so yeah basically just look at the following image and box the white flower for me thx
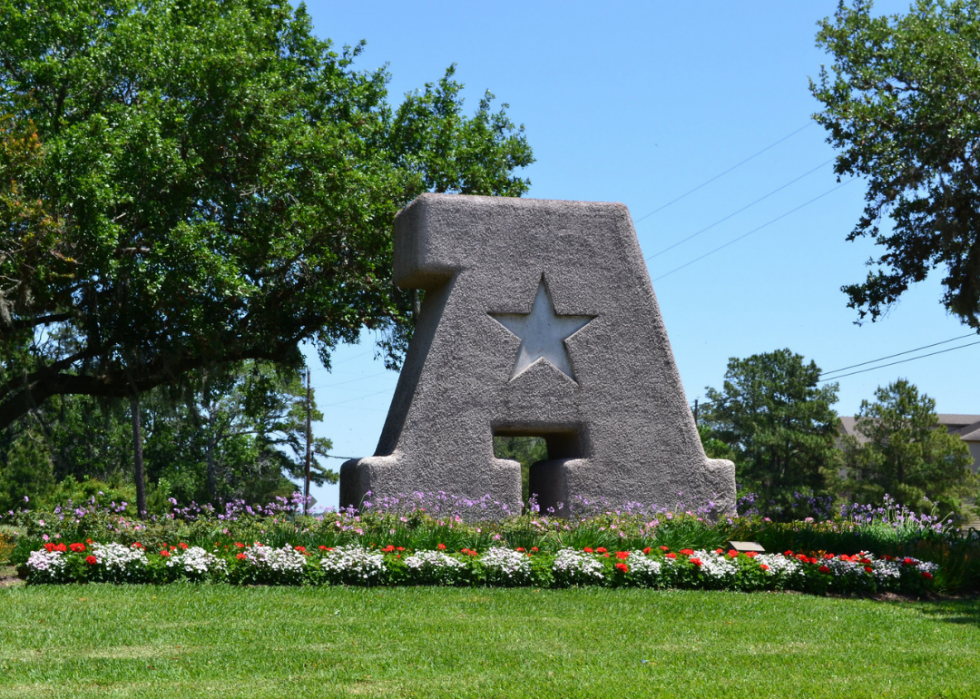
[25,549,67,582]
[690,550,738,579]
[623,551,662,582]
[167,546,226,577]
[90,542,148,581]
[552,549,604,584]
[243,543,308,573]
[320,546,386,583]
[479,547,532,583]
[755,554,803,578]
[405,550,465,571]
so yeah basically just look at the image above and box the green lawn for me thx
[0,584,977,698]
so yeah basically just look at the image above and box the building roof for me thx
[839,414,980,443]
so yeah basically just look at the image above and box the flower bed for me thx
[22,540,939,595]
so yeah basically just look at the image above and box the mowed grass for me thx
[0,584,978,699]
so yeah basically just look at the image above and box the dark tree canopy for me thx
[842,379,976,516]
[0,0,533,431]
[812,0,980,329]
[702,349,843,515]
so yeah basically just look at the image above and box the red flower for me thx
[615,562,629,573]
[859,558,871,566]
[460,548,471,555]
[665,552,677,560]
[516,547,525,553]
[745,551,758,558]
[55,543,67,553]
[690,558,702,567]
[531,547,539,553]
[294,546,306,553]
[236,553,247,560]
[759,563,769,571]
[643,547,652,555]
[795,553,809,562]
[679,549,694,556]
[596,547,608,554]
[864,566,873,573]
[824,553,835,560]
[615,551,629,560]
[603,553,610,558]
[784,550,794,557]
[69,543,86,552]
[234,542,245,548]
[922,571,933,580]
[160,550,170,557]
[318,545,329,551]
[131,542,143,549]
[382,545,395,553]
[660,546,670,552]
[85,555,97,565]
[44,543,56,552]
[179,542,188,550]
[715,548,724,554]
[903,557,915,566]
[819,565,830,574]
[396,547,404,552]
[583,547,594,554]
[86,538,92,544]
[727,550,738,559]
[437,543,446,550]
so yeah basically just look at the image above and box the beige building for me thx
[839,414,980,473]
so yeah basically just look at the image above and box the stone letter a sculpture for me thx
[340,194,735,517]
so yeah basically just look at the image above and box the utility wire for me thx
[320,388,393,408]
[651,178,854,283]
[818,339,980,382]
[313,370,390,390]
[820,333,977,378]
[633,122,813,225]
[646,159,833,261]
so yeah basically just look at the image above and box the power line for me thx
[633,122,813,225]
[645,159,833,261]
[820,333,977,378]
[651,178,855,283]
[818,339,980,382]
[313,370,390,390]
[320,388,393,408]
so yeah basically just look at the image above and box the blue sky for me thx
[295,1,978,509]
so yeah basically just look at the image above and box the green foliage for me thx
[0,0,533,430]
[493,436,548,506]
[0,427,55,513]
[842,379,977,516]
[0,360,335,511]
[701,349,843,517]
[812,0,980,329]
[696,421,736,461]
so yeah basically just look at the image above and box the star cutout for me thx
[489,277,595,382]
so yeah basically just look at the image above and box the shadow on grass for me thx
[906,597,980,629]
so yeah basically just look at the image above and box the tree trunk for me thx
[130,395,147,519]
[206,437,217,503]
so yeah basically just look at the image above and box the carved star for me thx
[489,277,595,382]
